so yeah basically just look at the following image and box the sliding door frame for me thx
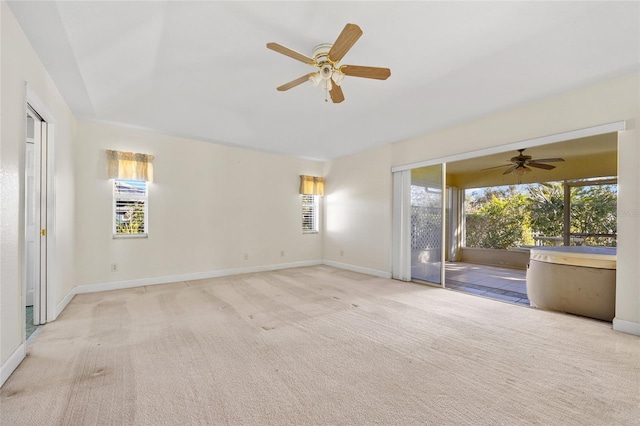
[390,122,626,287]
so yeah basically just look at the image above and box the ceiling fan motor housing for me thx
[313,44,335,80]
[312,43,332,63]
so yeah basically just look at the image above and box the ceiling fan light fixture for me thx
[332,70,345,86]
[514,165,530,175]
[309,72,322,87]
[320,64,333,80]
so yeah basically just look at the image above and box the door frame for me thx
[25,105,44,324]
[22,84,57,338]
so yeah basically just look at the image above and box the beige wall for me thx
[323,144,393,276]
[1,2,76,367]
[392,74,638,168]
[74,121,324,287]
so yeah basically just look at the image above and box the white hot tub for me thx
[526,246,616,321]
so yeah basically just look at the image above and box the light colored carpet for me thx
[1,265,639,425]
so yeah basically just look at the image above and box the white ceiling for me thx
[8,1,640,160]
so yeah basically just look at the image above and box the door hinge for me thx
[41,229,47,237]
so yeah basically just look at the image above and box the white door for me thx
[25,106,47,325]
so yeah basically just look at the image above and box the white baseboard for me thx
[1,343,25,388]
[322,260,392,279]
[54,287,78,320]
[74,260,324,295]
[612,318,640,336]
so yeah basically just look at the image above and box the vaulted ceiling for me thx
[8,1,640,160]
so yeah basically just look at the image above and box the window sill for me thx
[303,231,319,235]
[113,233,148,239]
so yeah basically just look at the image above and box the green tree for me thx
[465,181,617,249]
[466,192,534,249]
[570,184,617,246]
[526,182,564,238]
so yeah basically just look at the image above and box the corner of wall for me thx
[612,318,640,336]
[53,286,77,321]
[0,343,26,388]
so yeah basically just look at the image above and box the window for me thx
[114,179,148,237]
[302,194,319,233]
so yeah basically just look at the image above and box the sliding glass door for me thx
[392,164,446,284]
[410,165,444,284]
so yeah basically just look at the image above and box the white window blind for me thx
[302,194,319,233]
[114,179,148,237]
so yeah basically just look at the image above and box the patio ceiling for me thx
[445,133,618,188]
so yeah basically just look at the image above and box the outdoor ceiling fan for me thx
[267,23,391,103]
[483,149,565,175]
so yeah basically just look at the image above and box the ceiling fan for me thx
[267,23,391,103]
[483,149,565,175]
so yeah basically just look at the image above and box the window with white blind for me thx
[114,179,148,238]
[302,194,319,233]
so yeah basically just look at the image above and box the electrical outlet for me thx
[244,253,249,260]
[280,250,285,257]
[340,250,344,257]
[111,263,118,272]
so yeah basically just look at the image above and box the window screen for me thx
[114,179,148,237]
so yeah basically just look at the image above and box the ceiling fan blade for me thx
[529,158,565,163]
[330,84,345,103]
[341,65,391,80]
[267,42,314,65]
[481,164,511,171]
[277,74,313,91]
[328,23,363,63]
[528,162,556,170]
[503,165,518,175]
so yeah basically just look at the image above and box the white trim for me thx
[26,84,57,123]
[69,260,389,300]
[322,260,392,279]
[74,260,323,294]
[0,344,26,388]
[26,324,45,343]
[45,121,56,322]
[391,121,627,172]
[53,287,77,320]
[613,318,640,336]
